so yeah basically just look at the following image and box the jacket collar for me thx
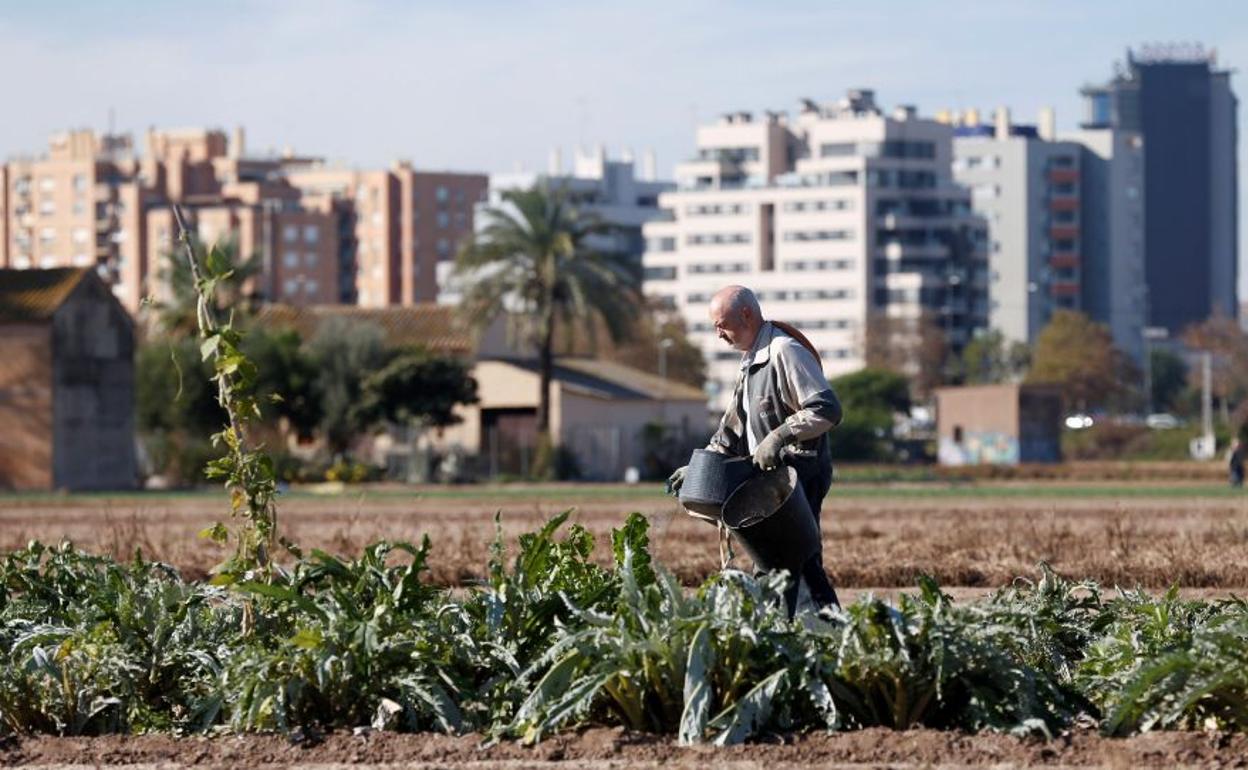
[740,321,775,371]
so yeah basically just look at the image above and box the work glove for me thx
[665,465,688,497]
[752,424,794,471]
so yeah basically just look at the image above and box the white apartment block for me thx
[642,90,988,408]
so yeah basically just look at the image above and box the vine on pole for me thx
[171,204,292,586]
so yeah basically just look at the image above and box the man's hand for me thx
[665,465,688,497]
[752,425,794,471]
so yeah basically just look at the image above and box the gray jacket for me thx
[707,321,843,460]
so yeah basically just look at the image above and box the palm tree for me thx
[150,237,262,337]
[454,184,641,444]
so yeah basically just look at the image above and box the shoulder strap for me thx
[769,320,822,370]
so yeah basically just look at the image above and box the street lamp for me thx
[658,338,674,386]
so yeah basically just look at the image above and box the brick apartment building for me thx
[1,127,486,313]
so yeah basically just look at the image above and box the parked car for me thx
[1146,412,1181,430]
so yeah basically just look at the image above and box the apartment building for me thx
[1082,44,1238,333]
[3,127,486,313]
[951,107,1146,359]
[283,162,485,307]
[642,90,988,408]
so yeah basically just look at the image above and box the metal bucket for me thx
[678,449,756,522]
[721,466,820,574]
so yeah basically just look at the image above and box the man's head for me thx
[709,285,764,351]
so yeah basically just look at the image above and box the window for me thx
[39,200,55,216]
[820,142,857,158]
[38,177,55,192]
[436,238,450,257]
[687,262,748,274]
[1053,182,1076,195]
[305,252,319,268]
[73,174,88,192]
[303,225,320,244]
[781,229,852,242]
[643,266,676,281]
[687,232,750,246]
[72,201,85,216]
[782,199,852,213]
[685,202,750,216]
[454,211,467,227]
[283,252,299,268]
[697,146,760,162]
[284,224,299,242]
[435,186,449,203]
[284,279,299,296]
[305,280,319,296]
[646,237,676,252]
[39,227,56,245]
[72,253,92,267]
[436,211,450,229]
[71,228,89,245]
[783,258,854,271]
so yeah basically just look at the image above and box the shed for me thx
[432,357,710,480]
[935,383,1062,465]
[0,268,138,490]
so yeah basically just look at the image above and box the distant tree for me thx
[307,318,392,455]
[1148,348,1188,414]
[453,184,641,451]
[961,329,1030,384]
[863,312,949,397]
[1182,313,1248,422]
[239,325,322,439]
[352,352,479,431]
[827,368,912,460]
[1026,310,1128,411]
[606,301,707,389]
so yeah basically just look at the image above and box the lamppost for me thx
[658,337,674,425]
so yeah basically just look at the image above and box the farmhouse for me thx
[0,268,138,490]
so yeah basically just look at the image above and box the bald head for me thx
[709,285,764,351]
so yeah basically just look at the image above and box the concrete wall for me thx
[51,276,137,490]
[558,389,707,480]
[936,384,1020,465]
[0,324,54,489]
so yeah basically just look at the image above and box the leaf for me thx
[678,623,715,745]
[198,523,229,545]
[710,669,787,746]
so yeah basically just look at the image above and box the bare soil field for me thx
[3,483,1248,590]
[3,726,1247,768]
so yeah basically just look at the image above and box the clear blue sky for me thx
[2,0,1246,292]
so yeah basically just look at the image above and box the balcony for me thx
[1049,252,1080,270]
[1049,197,1079,212]
[1049,225,1079,241]
[1049,281,1080,298]
[880,241,949,260]
[1048,168,1079,185]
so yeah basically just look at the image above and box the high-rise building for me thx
[642,90,988,407]
[1082,44,1238,333]
[951,107,1147,359]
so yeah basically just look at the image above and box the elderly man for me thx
[669,285,842,610]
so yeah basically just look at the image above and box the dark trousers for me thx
[787,455,840,611]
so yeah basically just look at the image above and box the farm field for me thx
[4,478,1248,769]
[4,480,1248,591]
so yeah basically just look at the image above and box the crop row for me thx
[2,510,1246,742]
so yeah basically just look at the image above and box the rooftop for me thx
[0,268,91,323]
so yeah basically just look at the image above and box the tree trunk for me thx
[536,320,555,439]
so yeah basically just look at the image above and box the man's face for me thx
[710,300,755,351]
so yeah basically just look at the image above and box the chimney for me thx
[548,147,563,175]
[994,106,1011,139]
[1038,107,1056,141]
[232,126,246,159]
